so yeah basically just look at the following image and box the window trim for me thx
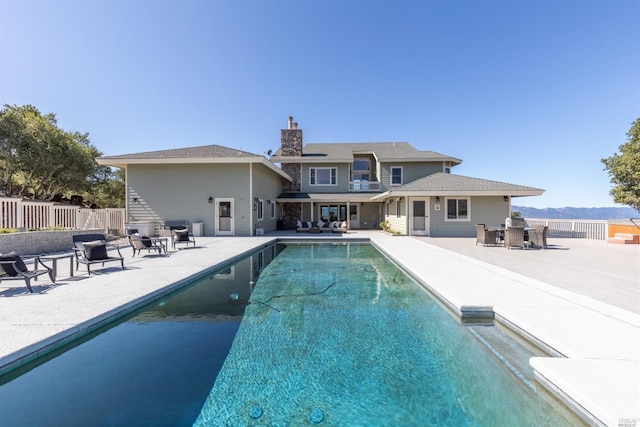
[390,166,403,186]
[444,197,470,222]
[310,167,337,186]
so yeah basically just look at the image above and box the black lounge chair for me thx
[0,252,55,293]
[72,233,125,275]
[171,228,196,249]
[128,234,165,257]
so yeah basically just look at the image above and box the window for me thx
[270,201,276,219]
[445,197,470,221]
[310,167,337,185]
[353,159,369,171]
[391,167,403,185]
[257,199,264,221]
[396,199,402,218]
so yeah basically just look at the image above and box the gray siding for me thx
[127,163,253,236]
[379,162,444,190]
[251,164,283,233]
[429,196,510,237]
[300,163,350,193]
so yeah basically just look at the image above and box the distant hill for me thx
[513,206,640,220]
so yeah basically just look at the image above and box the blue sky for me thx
[1,0,638,208]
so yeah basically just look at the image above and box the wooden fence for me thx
[0,197,125,234]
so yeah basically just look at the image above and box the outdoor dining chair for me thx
[475,224,498,246]
[529,225,549,249]
[504,226,527,250]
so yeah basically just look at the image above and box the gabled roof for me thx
[271,142,462,165]
[371,173,544,199]
[97,144,292,181]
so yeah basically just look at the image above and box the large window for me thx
[445,198,469,221]
[310,167,337,185]
[391,167,403,185]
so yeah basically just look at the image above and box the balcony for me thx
[349,180,381,192]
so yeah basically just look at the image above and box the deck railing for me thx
[524,218,608,240]
[0,197,125,234]
[349,181,382,191]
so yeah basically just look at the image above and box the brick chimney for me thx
[280,116,302,156]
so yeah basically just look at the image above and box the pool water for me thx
[0,247,279,427]
[194,243,577,426]
[0,243,579,426]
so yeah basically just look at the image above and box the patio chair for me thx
[171,228,196,249]
[504,226,526,250]
[0,252,55,293]
[475,224,498,246]
[72,234,125,275]
[529,225,549,249]
[128,234,165,257]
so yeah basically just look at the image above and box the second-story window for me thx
[353,159,369,171]
[310,167,337,185]
[391,167,403,185]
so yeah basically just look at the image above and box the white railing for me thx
[525,218,608,240]
[349,181,381,191]
[0,197,125,234]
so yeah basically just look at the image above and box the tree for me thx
[85,167,125,208]
[0,104,124,205]
[602,118,640,210]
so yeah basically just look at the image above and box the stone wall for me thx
[0,229,107,255]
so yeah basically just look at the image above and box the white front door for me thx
[411,199,430,236]
[215,198,234,236]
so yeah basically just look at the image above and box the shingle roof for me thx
[272,142,461,164]
[96,144,293,181]
[394,173,544,193]
[98,144,261,160]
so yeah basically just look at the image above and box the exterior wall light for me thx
[208,197,213,203]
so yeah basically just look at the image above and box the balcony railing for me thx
[349,181,381,192]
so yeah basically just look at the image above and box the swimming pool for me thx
[0,242,579,426]
[195,243,576,426]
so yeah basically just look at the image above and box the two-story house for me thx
[97,116,543,237]
[271,117,544,236]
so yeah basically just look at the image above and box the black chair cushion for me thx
[83,241,109,261]
[141,236,152,248]
[0,251,28,276]
[174,229,190,242]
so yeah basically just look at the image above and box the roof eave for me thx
[96,156,292,181]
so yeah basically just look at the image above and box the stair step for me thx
[613,233,639,241]
[607,236,639,244]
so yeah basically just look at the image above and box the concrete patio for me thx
[0,231,638,426]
